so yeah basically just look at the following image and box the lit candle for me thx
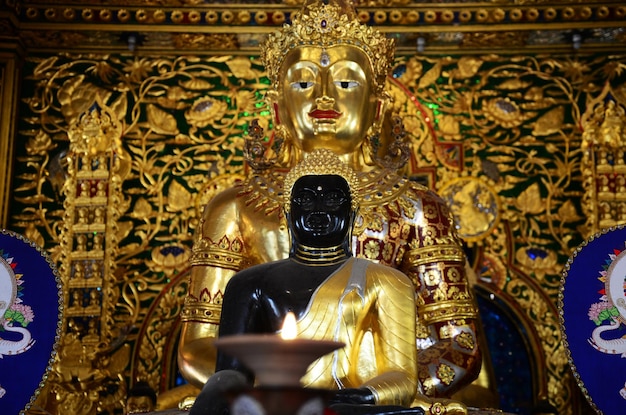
[281,311,297,340]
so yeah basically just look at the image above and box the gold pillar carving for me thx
[0,52,21,228]
[581,84,626,237]
[44,97,130,414]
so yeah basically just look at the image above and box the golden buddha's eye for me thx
[335,80,359,89]
[291,81,314,90]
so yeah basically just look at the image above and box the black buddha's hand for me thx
[329,388,376,405]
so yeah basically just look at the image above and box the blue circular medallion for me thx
[0,230,63,415]
[561,225,626,415]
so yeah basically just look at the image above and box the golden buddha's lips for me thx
[308,109,342,119]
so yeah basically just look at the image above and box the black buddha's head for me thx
[283,149,360,256]
[289,174,353,249]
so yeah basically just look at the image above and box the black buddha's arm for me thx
[215,272,263,383]
[329,388,376,405]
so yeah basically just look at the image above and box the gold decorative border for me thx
[1,2,624,53]
[12,4,626,31]
[0,57,19,228]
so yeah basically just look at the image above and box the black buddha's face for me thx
[125,396,154,414]
[289,175,352,248]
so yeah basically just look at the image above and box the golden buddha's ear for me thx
[374,90,392,129]
[263,89,301,168]
[362,91,410,171]
[358,91,391,168]
[264,90,281,125]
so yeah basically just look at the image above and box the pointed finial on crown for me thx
[261,0,395,92]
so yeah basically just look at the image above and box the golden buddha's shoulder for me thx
[235,170,286,213]
[196,171,286,246]
[201,171,285,217]
[358,169,449,218]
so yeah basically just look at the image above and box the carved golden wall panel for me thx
[8,52,626,414]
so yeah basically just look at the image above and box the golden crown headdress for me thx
[283,149,360,213]
[261,0,395,92]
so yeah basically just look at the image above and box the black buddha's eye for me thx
[292,190,316,210]
[323,190,347,209]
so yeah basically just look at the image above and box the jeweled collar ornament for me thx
[260,0,395,92]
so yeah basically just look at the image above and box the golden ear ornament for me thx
[366,115,410,171]
[260,0,395,92]
[244,119,286,172]
[283,148,361,213]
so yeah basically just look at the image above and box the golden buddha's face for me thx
[273,45,381,155]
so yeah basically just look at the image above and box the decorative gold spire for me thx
[283,148,360,212]
[261,0,395,92]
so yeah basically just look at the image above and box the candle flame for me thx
[281,312,297,340]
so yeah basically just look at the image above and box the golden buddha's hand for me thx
[411,395,467,415]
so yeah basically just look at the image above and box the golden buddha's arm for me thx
[403,191,482,398]
[178,265,238,388]
[178,188,246,389]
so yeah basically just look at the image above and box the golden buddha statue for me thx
[178,1,481,413]
[202,150,419,414]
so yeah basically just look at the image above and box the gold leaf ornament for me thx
[514,182,544,214]
[225,56,257,79]
[533,107,564,136]
[147,104,179,135]
[438,114,460,136]
[557,199,582,223]
[417,62,442,89]
[450,56,483,79]
[132,197,154,219]
[58,77,112,126]
[167,180,193,212]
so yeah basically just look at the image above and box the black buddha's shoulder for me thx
[226,258,290,286]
